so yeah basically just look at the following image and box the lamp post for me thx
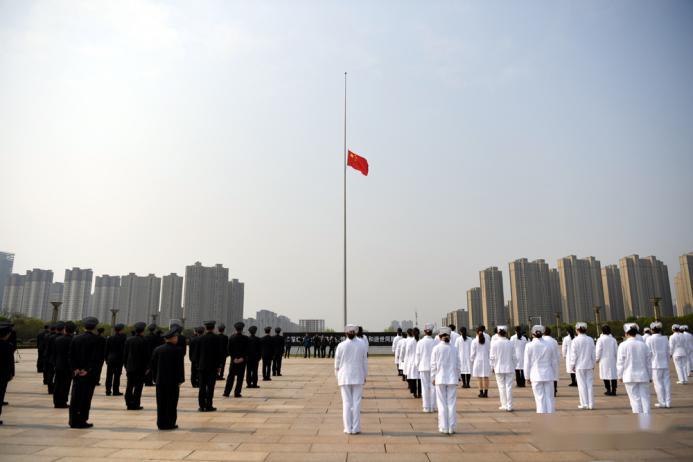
[151,313,158,325]
[50,301,62,323]
[110,309,119,327]
[181,317,186,328]
[650,297,662,321]
[594,305,601,332]
[555,312,561,340]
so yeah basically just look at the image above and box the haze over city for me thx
[1,1,692,330]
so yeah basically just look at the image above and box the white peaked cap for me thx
[344,324,357,333]
[650,321,662,329]
[682,325,689,330]
[438,327,451,335]
[532,325,545,334]
[672,324,679,331]
[624,323,639,333]
[575,322,588,330]
[424,323,434,331]
[497,325,508,332]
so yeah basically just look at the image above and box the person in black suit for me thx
[217,324,229,380]
[197,321,221,412]
[52,322,75,408]
[246,326,261,388]
[94,327,106,385]
[260,327,274,381]
[0,322,15,425]
[36,324,49,373]
[223,322,248,397]
[68,316,104,428]
[105,323,126,396]
[144,323,162,386]
[150,328,185,430]
[169,321,187,357]
[189,326,204,388]
[272,327,284,376]
[43,324,58,394]
[124,322,149,410]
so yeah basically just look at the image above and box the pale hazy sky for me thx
[1,0,692,330]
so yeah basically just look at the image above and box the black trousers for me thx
[218,357,227,379]
[43,363,55,393]
[246,359,259,386]
[144,368,153,386]
[53,369,72,407]
[304,347,310,358]
[408,378,422,397]
[125,373,145,409]
[156,384,179,429]
[191,362,199,387]
[198,370,217,410]
[604,379,618,394]
[224,362,246,396]
[284,346,291,358]
[0,378,8,418]
[515,369,526,387]
[69,375,96,427]
[105,361,123,394]
[37,353,44,373]
[329,347,335,358]
[272,353,282,375]
[262,356,272,379]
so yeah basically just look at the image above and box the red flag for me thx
[347,150,369,176]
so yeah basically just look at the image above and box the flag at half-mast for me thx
[347,150,369,176]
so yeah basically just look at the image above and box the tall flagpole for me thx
[343,72,347,328]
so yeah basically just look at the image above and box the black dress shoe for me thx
[113,392,123,396]
[54,404,69,409]
[222,393,230,398]
[277,373,282,376]
[207,407,217,412]
[198,407,207,412]
[105,392,112,396]
[127,406,144,410]
[2,401,8,405]
[234,394,242,398]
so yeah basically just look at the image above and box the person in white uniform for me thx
[642,327,652,342]
[449,325,460,347]
[392,328,404,377]
[403,328,421,397]
[335,324,368,434]
[490,325,516,411]
[562,326,578,387]
[669,325,689,384]
[510,326,528,388]
[430,327,460,434]
[624,323,644,342]
[455,327,472,388]
[617,323,652,414]
[683,325,693,377]
[543,326,561,397]
[569,322,596,410]
[415,324,436,412]
[646,321,671,408]
[395,330,407,382]
[524,325,557,413]
[470,326,491,398]
[596,325,618,396]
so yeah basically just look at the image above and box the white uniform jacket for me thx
[595,334,618,380]
[562,335,574,373]
[430,342,460,385]
[646,333,669,369]
[510,334,528,369]
[415,336,435,372]
[617,337,652,383]
[544,336,561,380]
[403,337,420,379]
[454,336,472,374]
[524,337,556,382]
[669,332,688,358]
[569,334,596,371]
[392,335,403,356]
[470,336,491,377]
[450,331,460,347]
[490,337,517,374]
[395,336,406,368]
[335,338,368,385]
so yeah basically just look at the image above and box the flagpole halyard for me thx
[343,71,347,329]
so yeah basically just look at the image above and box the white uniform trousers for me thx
[652,368,671,407]
[673,356,688,383]
[576,369,594,408]
[419,371,435,412]
[624,382,650,414]
[531,381,555,413]
[339,384,363,433]
[495,372,513,410]
[435,384,457,432]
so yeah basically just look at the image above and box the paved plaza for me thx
[0,349,692,462]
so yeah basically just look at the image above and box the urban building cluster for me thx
[389,320,414,331]
[443,252,693,329]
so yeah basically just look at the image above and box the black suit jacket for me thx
[196,332,222,371]
[68,331,104,379]
[124,335,149,375]
[105,333,126,363]
[150,343,184,386]
[53,334,73,371]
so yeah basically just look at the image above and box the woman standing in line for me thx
[562,326,578,387]
[470,325,491,398]
[455,327,473,388]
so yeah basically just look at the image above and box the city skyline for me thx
[1,1,692,330]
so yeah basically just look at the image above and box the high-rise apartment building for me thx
[675,252,693,316]
[119,273,161,325]
[619,255,673,318]
[467,287,482,328]
[92,275,121,322]
[1,273,25,314]
[299,319,325,332]
[557,256,605,323]
[0,252,14,307]
[508,259,556,327]
[601,265,625,321]
[160,273,183,326]
[49,282,64,304]
[62,268,93,320]
[479,267,506,327]
[183,262,229,328]
[227,278,245,325]
[445,309,466,329]
[20,269,54,319]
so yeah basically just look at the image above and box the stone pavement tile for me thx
[236,443,310,452]
[1,444,46,455]
[108,449,193,459]
[0,456,58,462]
[427,454,511,462]
[348,435,419,444]
[91,439,171,449]
[0,427,26,437]
[79,429,150,440]
[4,436,98,447]
[664,448,693,458]
[459,443,538,452]
[346,454,429,462]
[416,435,489,444]
[280,434,347,443]
[585,449,677,460]
[505,451,592,461]
[185,450,268,461]
[162,441,239,451]
[486,434,533,443]
[385,443,462,453]
[266,452,347,462]
[34,447,120,458]
[141,431,217,442]
[311,443,385,453]
[208,433,281,443]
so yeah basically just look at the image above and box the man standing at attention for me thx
[260,327,274,381]
[431,327,460,434]
[68,317,104,428]
[150,328,185,430]
[224,322,249,398]
[569,322,596,410]
[197,320,221,412]
[415,324,436,413]
[124,322,149,410]
[335,324,368,435]
[524,325,558,414]
[105,323,126,396]
[272,327,284,376]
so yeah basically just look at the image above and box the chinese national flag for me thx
[347,150,369,176]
